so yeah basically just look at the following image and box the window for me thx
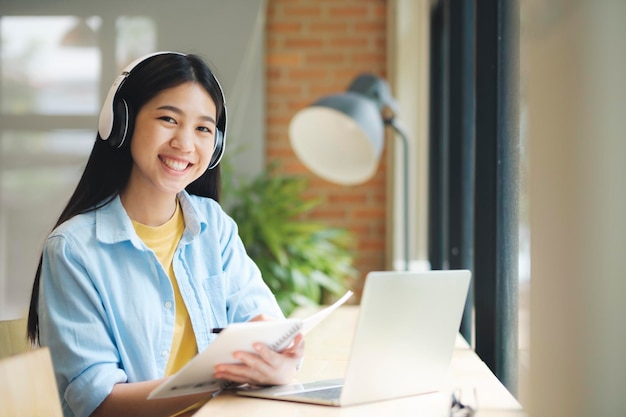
[427,0,524,398]
[0,14,156,320]
[1,16,102,115]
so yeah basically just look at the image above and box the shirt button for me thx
[161,349,168,358]
[164,301,173,309]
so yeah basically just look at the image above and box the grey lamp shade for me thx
[289,91,385,185]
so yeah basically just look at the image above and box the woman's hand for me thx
[213,317,305,386]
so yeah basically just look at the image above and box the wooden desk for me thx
[193,306,526,417]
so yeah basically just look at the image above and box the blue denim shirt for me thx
[38,191,284,417]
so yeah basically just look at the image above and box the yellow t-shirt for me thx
[132,201,198,375]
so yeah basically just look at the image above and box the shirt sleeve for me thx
[39,235,126,417]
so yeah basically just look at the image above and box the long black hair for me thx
[27,53,226,344]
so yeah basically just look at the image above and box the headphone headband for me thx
[97,51,227,169]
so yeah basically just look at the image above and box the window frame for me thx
[428,0,520,394]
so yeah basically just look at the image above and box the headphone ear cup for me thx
[108,99,131,149]
[208,104,227,169]
[208,128,225,169]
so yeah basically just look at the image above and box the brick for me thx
[267,53,301,66]
[309,22,349,32]
[284,38,326,49]
[283,6,323,18]
[328,6,369,18]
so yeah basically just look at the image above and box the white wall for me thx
[526,1,626,416]
[388,0,431,272]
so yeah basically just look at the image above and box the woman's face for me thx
[127,81,217,199]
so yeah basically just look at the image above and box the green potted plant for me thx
[221,161,356,316]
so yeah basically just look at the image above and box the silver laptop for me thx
[236,269,471,406]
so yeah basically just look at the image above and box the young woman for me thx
[27,52,304,417]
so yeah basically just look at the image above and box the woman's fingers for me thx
[213,334,304,386]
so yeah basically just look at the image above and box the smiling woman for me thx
[25,52,303,417]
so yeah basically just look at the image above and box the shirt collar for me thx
[95,196,142,248]
[177,190,208,241]
[94,191,207,247]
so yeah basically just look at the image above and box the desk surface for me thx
[193,306,526,417]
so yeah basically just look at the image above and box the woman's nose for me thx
[170,127,195,151]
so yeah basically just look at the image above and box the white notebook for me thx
[148,290,353,399]
[236,270,471,407]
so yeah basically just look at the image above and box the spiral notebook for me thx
[236,270,471,407]
[148,290,353,399]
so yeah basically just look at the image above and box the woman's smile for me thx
[160,155,192,172]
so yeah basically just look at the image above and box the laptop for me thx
[236,269,471,406]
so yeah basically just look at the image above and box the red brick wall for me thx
[265,0,388,291]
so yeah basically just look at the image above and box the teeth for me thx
[161,157,189,172]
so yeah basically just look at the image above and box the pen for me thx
[211,328,224,334]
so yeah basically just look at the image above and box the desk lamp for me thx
[289,74,410,271]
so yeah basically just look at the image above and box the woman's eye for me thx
[158,116,176,124]
[197,126,213,134]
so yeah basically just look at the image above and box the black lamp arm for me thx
[384,118,411,271]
